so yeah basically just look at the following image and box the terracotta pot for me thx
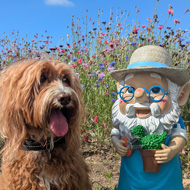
[140,149,161,173]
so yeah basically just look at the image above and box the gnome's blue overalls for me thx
[117,117,185,190]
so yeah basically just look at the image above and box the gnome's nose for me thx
[134,88,149,103]
[57,93,71,106]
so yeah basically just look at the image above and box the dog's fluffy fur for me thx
[0,60,91,190]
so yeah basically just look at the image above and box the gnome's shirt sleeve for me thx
[171,116,188,142]
[110,127,120,137]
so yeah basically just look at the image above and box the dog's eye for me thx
[40,74,47,83]
[62,77,70,85]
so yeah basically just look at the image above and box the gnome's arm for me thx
[111,135,128,156]
[111,127,128,156]
[155,117,188,164]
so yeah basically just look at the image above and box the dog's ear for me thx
[0,63,29,148]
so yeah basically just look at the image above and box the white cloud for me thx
[45,0,75,7]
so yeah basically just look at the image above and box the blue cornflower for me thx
[112,99,116,102]
[109,62,117,66]
[80,48,85,52]
[81,84,86,89]
[100,66,105,70]
[95,83,100,88]
[97,78,103,81]
[111,92,116,96]
[99,62,104,66]
[131,42,136,45]
[72,58,77,61]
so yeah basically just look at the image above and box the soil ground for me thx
[83,144,190,190]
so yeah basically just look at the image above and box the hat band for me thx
[127,61,169,69]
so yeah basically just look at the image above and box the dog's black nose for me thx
[57,93,71,105]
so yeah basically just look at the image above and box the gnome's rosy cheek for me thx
[158,96,171,114]
[119,99,127,115]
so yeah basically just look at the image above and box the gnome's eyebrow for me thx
[124,74,134,81]
[150,73,161,79]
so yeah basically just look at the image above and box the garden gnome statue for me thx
[110,45,190,190]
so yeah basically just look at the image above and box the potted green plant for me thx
[131,125,167,173]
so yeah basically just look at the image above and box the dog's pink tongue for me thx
[50,110,68,137]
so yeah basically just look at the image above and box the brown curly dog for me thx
[0,60,91,190]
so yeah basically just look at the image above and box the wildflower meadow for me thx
[0,1,190,189]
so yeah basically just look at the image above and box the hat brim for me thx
[110,67,189,86]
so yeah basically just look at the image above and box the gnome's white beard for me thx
[112,98,181,135]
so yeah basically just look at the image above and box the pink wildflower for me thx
[43,40,49,44]
[141,25,146,28]
[72,64,77,68]
[94,116,98,122]
[102,33,107,36]
[181,149,186,155]
[85,65,88,69]
[167,9,174,14]
[157,25,164,30]
[132,28,139,32]
[78,58,83,64]
[83,135,89,142]
[174,19,180,24]
[147,27,152,31]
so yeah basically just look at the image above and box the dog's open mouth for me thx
[50,109,69,137]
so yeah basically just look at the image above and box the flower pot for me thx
[140,149,161,173]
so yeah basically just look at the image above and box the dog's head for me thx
[0,60,84,151]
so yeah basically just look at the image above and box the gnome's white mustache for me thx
[125,102,161,118]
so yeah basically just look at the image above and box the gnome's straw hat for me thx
[110,45,189,86]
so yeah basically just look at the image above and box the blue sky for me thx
[0,0,190,47]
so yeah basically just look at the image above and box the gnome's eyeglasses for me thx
[118,85,169,102]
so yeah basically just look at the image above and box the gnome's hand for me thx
[154,144,174,164]
[155,136,186,164]
[111,135,128,156]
